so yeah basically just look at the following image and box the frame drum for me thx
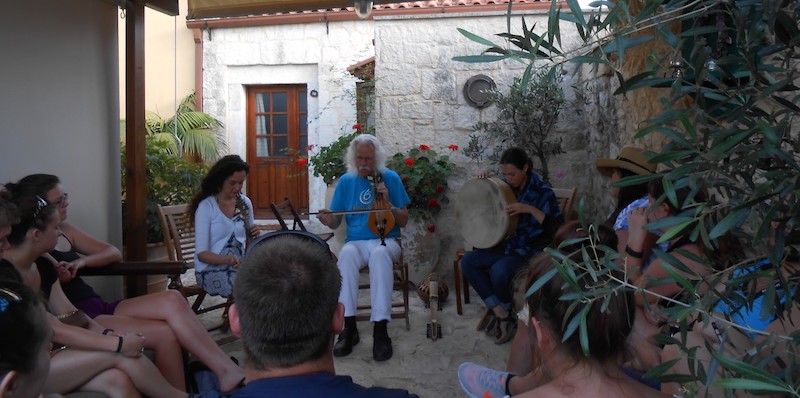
[456,177,518,249]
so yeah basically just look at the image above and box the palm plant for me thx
[120,93,225,162]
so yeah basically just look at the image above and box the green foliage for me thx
[121,140,207,243]
[308,128,360,185]
[456,0,800,395]
[386,145,457,222]
[120,93,225,162]
[467,67,566,182]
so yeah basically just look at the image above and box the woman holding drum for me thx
[460,147,564,344]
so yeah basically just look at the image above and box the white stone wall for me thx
[202,21,375,213]
[373,11,619,270]
[203,9,629,274]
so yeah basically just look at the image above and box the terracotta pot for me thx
[145,242,169,294]
[402,218,441,285]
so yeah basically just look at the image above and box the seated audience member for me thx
[11,174,244,391]
[659,256,798,396]
[191,155,260,299]
[460,233,666,398]
[0,190,192,398]
[0,277,53,398]
[460,147,564,344]
[0,198,17,257]
[228,230,419,398]
[594,146,660,260]
[624,176,739,371]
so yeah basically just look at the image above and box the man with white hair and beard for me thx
[317,134,410,362]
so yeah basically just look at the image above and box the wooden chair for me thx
[552,187,577,220]
[156,204,233,335]
[453,186,577,315]
[270,197,333,241]
[355,237,411,331]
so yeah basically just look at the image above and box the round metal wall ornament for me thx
[463,74,496,109]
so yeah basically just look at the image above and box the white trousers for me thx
[337,238,401,322]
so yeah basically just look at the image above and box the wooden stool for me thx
[453,249,470,315]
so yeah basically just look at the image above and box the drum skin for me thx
[456,177,518,249]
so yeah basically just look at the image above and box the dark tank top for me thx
[32,257,58,299]
[49,235,100,302]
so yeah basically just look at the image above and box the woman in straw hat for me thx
[594,146,659,263]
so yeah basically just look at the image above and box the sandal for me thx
[484,314,500,338]
[494,314,517,345]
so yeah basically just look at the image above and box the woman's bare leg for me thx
[46,349,186,398]
[113,290,244,391]
[95,315,185,389]
[77,368,139,398]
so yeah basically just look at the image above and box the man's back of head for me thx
[233,231,340,370]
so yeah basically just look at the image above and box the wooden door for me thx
[246,85,309,219]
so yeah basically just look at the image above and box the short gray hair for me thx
[234,233,340,369]
[345,134,387,175]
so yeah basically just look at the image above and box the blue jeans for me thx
[460,249,526,310]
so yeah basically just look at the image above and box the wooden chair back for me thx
[270,198,307,232]
[270,197,333,241]
[157,204,196,266]
[157,204,233,338]
[553,187,577,220]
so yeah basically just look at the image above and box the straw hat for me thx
[594,146,656,177]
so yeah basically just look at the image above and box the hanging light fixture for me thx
[354,0,373,19]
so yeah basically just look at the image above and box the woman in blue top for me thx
[190,155,260,298]
[461,147,564,344]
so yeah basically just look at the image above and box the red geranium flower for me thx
[436,185,443,193]
[304,144,315,152]
[419,144,430,151]
[427,198,439,207]
[448,144,459,151]
[296,158,309,168]
[427,224,436,233]
[353,123,363,131]
[405,158,414,166]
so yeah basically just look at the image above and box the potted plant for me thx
[305,125,363,185]
[386,144,458,283]
[121,140,208,245]
[387,144,458,227]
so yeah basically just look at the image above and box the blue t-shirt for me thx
[330,170,411,242]
[614,196,650,231]
[713,259,793,340]
[228,373,419,398]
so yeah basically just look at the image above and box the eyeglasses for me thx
[0,287,22,314]
[53,193,69,208]
[32,196,48,219]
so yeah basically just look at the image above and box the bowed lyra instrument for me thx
[367,170,395,246]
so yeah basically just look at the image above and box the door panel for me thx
[246,85,309,219]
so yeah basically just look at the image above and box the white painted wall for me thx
[202,21,375,213]
[118,0,195,117]
[0,0,123,299]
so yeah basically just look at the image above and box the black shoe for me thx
[372,336,393,361]
[333,327,359,357]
